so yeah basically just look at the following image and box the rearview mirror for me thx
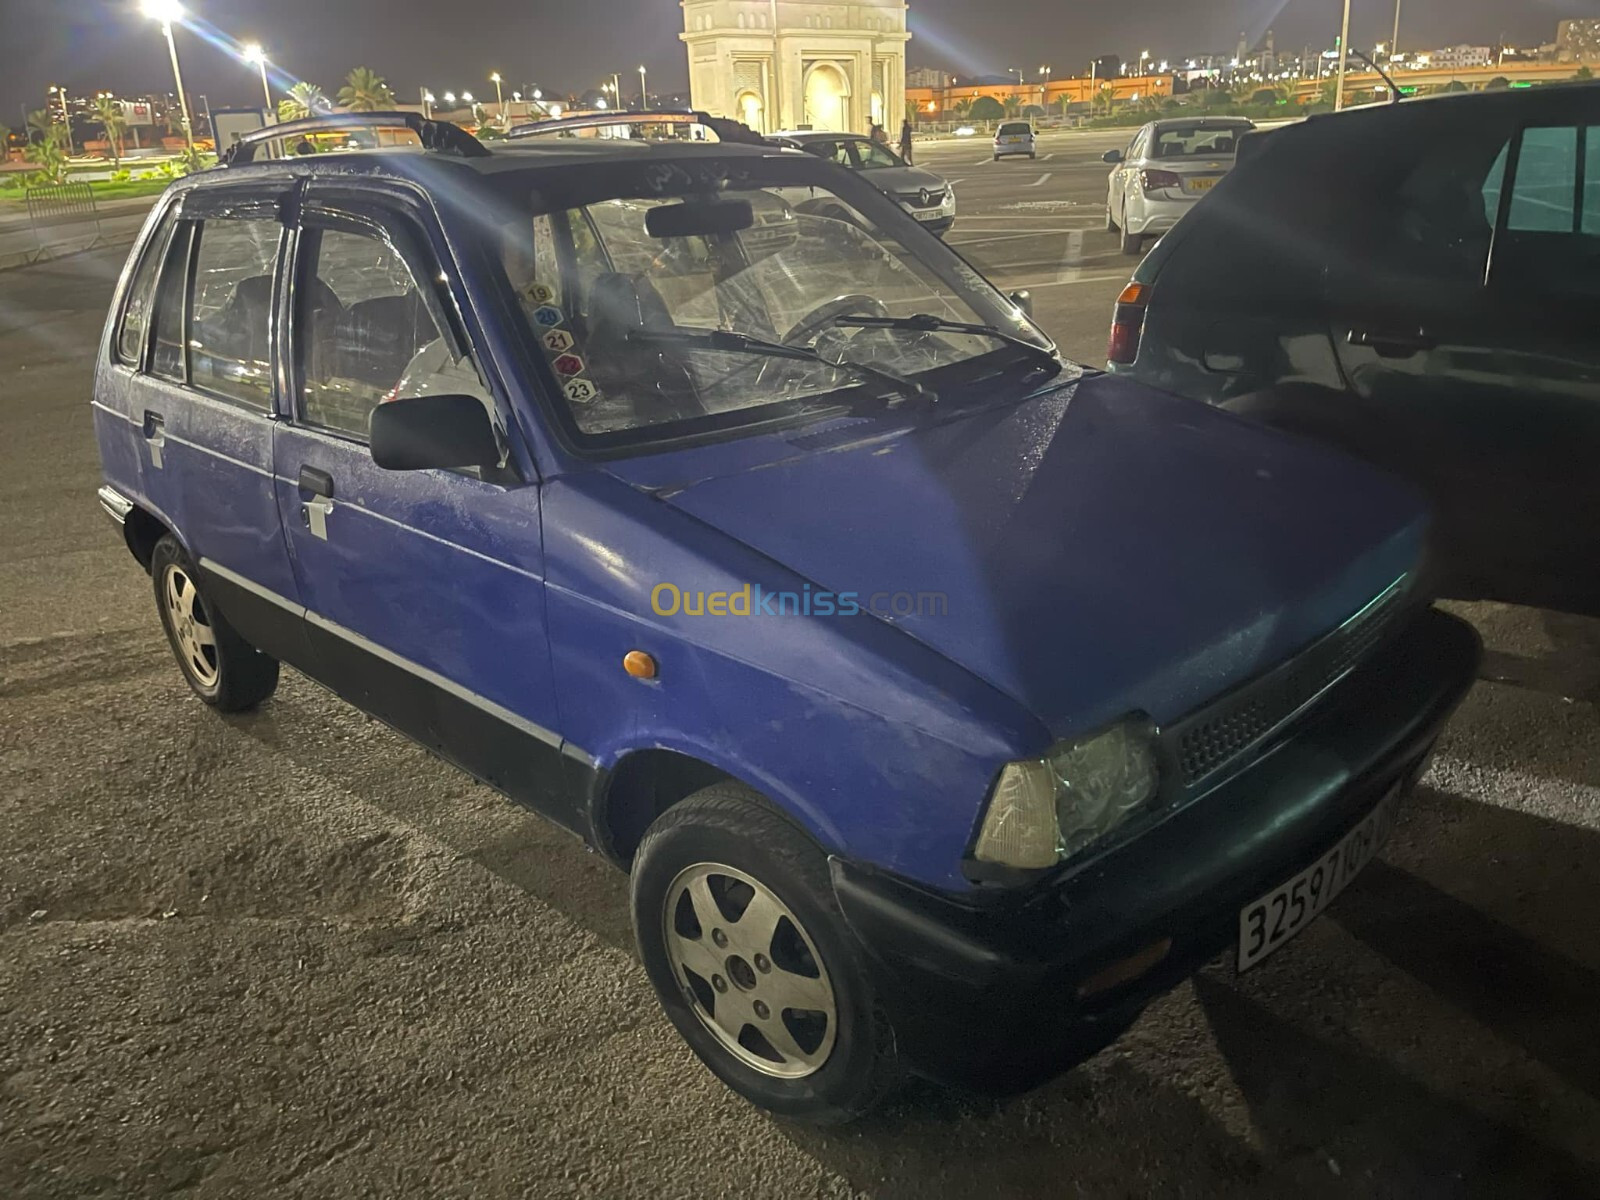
[645,199,755,240]
[1102,149,1123,164]
[370,394,501,472]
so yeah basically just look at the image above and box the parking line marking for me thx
[1027,173,1053,188]
[1055,230,1086,283]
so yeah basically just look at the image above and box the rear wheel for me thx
[151,535,279,712]
[631,784,900,1123]
[1119,207,1143,256]
[1106,206,1119,233]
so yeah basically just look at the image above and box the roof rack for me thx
[505,109,770,147]
[222,111,491,166]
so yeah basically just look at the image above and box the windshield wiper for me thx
[832,313,1061,375]
[627,327,938,408]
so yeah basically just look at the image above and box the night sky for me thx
[2,0,1591,126]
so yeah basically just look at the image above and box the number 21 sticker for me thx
[564,378,599,404]
[542,329,575,353]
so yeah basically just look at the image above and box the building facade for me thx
[1557,18,1600,63]
[681,0,910,135]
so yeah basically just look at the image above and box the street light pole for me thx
[1335,0,1352,111]
[491,72,504,127]
[638,65,648,109]
[142,1,195,156]
[1391,0,1402,59]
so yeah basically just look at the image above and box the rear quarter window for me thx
[115,212,177,366]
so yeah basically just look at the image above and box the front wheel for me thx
[151,535,279,712]
[631,785,901,1123]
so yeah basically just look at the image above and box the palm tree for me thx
[92,96,127,167]
[26,107,60,146]
[281,82,330,122]
[337,68,396,112]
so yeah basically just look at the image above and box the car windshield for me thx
[1151,125,1249,159]
[487,158,1057,448]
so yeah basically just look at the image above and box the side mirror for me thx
[1009,290,1034,319]
[1102,149,1124,164]
[370,393,501,472]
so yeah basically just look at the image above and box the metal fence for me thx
[21,182,105,263]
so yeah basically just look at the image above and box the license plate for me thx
[1187,178,1218,192]
[1237,783,1404,971]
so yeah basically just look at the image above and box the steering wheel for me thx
[783,294,891,347]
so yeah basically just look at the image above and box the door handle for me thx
[1347,327,1436,358]
[297,466,335,540]
[142,411,166,469]
[298,466,335,498]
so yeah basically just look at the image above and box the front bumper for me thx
[829,607,1480,1094]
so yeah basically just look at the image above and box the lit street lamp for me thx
[490,71,505,127]
[443,91,457,107]
[638,64,648,108]
[48,85,74,154]
[140,0,195,157]
[240,43,273,115]
[422,90,435,119]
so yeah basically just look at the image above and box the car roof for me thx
[1149,117,1254,131]
[771,130,863,141]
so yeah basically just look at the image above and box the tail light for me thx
[1140,168,1183,192]
[1108,282,1149,366]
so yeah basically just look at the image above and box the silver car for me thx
[1103,118,1255,255]
[771,131,957,235]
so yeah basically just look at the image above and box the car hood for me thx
[608,374,1428,737]
[871,165,949,197]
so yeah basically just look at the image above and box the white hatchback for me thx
[1104,117,1255,255]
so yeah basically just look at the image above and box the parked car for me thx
[769,130,957,235]
[1107,85,1600,616]
[1103,117,1256,256]
[95,111,1479,1124]
[993,120,1037,160]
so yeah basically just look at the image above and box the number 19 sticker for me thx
[564,378,599,404]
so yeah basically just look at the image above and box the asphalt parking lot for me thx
[3,130,1600,1197]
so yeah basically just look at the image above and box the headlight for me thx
[973,719,1162,871]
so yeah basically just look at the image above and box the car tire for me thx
[1106,207,1119,233]
[151,535,280,712]
[1119,209,1143,256]
[631,784,901,1124]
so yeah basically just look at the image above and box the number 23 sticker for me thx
[564,378,599,404]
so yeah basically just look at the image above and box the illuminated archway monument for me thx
[682,0,909,136]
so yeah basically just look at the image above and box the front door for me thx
[272,187,572,822]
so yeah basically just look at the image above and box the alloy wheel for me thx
[662,862,838,1079]
[163,564,220,689]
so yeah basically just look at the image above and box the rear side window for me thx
[149,222,194,383]
[116,215,176,366]
[188,218,280,409]
[1508,126,1579,232]
[1488,123,1600,294]
[298,225,458,440]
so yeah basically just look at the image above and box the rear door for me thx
[272,183,574,822]
[1327,94,1600,610]
[118,184,305,660]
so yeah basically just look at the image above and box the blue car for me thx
[93,112,1479,1123]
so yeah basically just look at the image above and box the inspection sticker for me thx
[564,378,599,404]
[542,329,576,353]
[533,305,564,328]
